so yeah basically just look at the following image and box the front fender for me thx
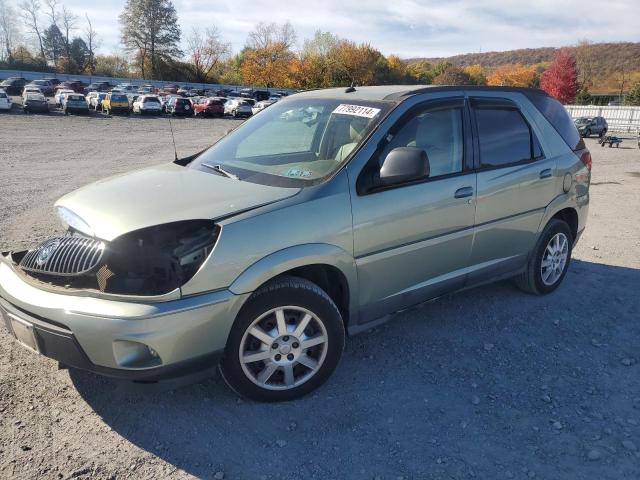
[229,243,359,316]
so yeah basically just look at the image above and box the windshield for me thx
[575,117,592,124]
[190,97,392,187]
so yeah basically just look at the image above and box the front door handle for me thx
[454,186,474,199]
[539,168,553,179]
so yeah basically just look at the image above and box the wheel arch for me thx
[228,243,359,327]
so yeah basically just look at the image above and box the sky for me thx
[35,0,640,58]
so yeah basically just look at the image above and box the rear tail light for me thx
[576,149,592,171]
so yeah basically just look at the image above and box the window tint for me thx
[524,91,584,151]
[475,109,534,168]
[381,106,464,177]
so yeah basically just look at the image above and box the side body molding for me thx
[228,243,360,323]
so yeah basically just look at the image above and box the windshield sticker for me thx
[332,104,381,119]
[285,168,313,178]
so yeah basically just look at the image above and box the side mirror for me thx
[379,147,429,187]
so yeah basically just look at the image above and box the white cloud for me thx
[15,0,640,58]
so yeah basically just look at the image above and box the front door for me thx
[348,98,477,324]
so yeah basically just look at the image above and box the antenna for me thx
[167,113,178,162]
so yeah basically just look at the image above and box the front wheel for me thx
[515,219,572,295]
[220,276,345,402]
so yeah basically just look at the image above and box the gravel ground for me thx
[0,109,639,480]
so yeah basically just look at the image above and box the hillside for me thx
[410,42,640,93]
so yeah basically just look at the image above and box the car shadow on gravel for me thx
[68,259,640,479]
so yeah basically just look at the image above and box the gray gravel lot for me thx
[0,110,639,480]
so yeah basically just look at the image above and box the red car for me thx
[193,97,225,117]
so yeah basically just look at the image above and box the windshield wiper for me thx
[202,163,239,180]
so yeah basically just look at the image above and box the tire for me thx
[515,219,573,295]
[583,129,590,138]
[220,276,345,402]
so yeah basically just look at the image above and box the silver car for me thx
[0,86,590,401]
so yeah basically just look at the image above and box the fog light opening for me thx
[113,340,163,368]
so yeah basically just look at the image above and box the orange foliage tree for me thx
[487,64,538,87]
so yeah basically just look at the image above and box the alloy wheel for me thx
[541,232,569,286]
[239,306,328,391]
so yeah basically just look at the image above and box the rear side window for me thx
[475,108,542,168]
[524,92,584,151]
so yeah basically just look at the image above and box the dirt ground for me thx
[0,109,639,480]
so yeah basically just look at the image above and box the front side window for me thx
[379,106,464,178]
[190,98,392,187]
[475,108,540,168]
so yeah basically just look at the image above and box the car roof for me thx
[291,85,550,102]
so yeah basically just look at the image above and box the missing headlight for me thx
[101,220,220,295]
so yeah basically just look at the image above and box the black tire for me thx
[515,219,573,295]
[220,276,345,402]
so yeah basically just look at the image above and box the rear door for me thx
[468,95,558,283]
[348,97,477,323]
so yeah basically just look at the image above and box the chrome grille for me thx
[20,236,106,276]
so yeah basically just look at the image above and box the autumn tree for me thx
[119,0,181,78]
[575,39,595,90]
[540,49,578,104]
[241,22,296,87]
[487,64,537,87]
[432,66,474,86]
[327,40,381,86]
[186,26,231,82]
[406,60,434,84]
[463,64,487,85]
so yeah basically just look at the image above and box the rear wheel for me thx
[220,276,345,402]
[515,219,572,295]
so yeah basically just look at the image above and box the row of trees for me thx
[2,0,639,105]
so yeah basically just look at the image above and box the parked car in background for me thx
[252,90,270,101]
[574,116,607,138]
[132,95,162,115]
[0,90,12,111]
[224,98,253,118]
[162,84,179,94]
[0,77,28,95]
[22,86,43,101]
[193,97,225,117]
[138,85,155,94]
[166,97,193,116]
[91,92,107,111]
[252,99,276,115]
[101,93,130,115]
[55,89,76,106]
[55,80,84,93]
[26,80,54,96]
[84,81,111,94]
[43,77,61,87]
[63,94,89,115]
[22,93,49,113]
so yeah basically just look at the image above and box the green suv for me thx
[0,86,590,401]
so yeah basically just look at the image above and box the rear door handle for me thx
[454,186,474,199]
[539,168,553,179]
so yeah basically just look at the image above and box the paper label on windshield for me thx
[332,104,381,118]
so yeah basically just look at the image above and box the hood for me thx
[55,163,300,241]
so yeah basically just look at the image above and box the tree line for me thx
[1,0,639,105]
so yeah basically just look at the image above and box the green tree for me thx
[625,81,640,106]
[42,23,64,67]
[119,0,181,79]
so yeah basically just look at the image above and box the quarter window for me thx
[475,108,541,168]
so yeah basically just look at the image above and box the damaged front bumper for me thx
[0,254,249,380]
